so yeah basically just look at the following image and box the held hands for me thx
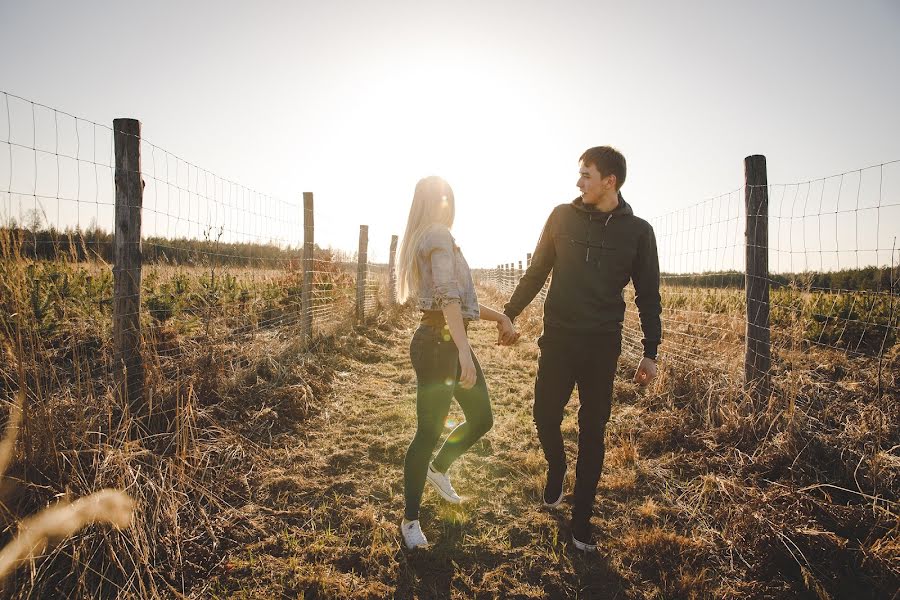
[496,315,520,346]
[458,349,477,389]
[633,357,658,387]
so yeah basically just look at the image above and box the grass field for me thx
[0,249,373,597]
[0,252,897,598]
[200,289,897,599]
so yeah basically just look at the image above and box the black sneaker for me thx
[571,519,597,553]
[542,466,566,507]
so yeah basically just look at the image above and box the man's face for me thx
[577,161,616,205]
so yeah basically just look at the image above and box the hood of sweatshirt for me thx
[571,191,633,218]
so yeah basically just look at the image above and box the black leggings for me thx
[403,324,493,521]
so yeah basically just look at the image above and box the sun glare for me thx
[314,52,557,264]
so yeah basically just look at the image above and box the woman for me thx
[396,176,517,549]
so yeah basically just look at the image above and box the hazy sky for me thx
[2,0,899,268]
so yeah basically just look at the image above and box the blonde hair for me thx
[397,176,455,303]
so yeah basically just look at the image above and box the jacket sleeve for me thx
[423,226,461,308]
[503,210,556,321]
[631,224,662,359]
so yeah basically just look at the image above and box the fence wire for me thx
[481,162,899,380]
[1,90,397,404]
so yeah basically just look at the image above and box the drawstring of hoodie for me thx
[583,213,614,262]
[574,194,626,262]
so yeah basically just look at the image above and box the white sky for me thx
[2,0,899,269]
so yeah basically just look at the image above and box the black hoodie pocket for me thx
[594,239,618,260]
[556,234,582,262]
[594,242,631,285]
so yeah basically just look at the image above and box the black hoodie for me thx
[503,193,662,359]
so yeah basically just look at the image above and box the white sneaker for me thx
[400,519,428,549]
[426,463,461,503]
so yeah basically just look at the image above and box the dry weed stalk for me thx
[0,489,134,581]
[0,344,134,584]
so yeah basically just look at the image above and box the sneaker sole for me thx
[572,534,597,553]
[542,487,564,508]
[399,523,428,550]
[426,474,462,504]
[542,469,566,508]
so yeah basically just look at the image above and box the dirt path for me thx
[208,310,641,599]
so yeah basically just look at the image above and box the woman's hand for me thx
[458,350,477,389]
[442,301,475,388]
[479,304,520,346]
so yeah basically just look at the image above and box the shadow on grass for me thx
[569,546,630,599]
[392,522,464,600]
[392,512,629,600]
[549,511,630,600]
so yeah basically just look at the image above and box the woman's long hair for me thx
[396,176,455,303]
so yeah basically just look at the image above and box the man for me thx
[503,146,662,552]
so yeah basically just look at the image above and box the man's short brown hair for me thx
[580,146,626,190]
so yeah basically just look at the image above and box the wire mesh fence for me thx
[0,90,396,407]
[479,159,899,390]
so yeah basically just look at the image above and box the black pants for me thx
[533,330,621,525]
[403,325,493,521]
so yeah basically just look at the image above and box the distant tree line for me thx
[4,226,896,292]
[660,268,898,293]
[470,265,899,294]
[0,226,351,267]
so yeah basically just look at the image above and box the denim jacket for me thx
[416,224,480,320]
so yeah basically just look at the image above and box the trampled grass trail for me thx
[205,302,899,599]
[209,310,645,599]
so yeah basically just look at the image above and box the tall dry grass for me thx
[0,229,388,598]
[479,285,899,597]
[0,336,133,590]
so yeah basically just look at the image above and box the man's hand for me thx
[633,357,657,386]
[496,315,520,346]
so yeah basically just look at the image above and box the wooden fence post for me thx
[301,192,314,344]
[388,234,398,307]
[356,225,368,322]
[744,154,771,401]
[113,118,145,419]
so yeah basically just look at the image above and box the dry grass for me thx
[193,288,897,599]
[0,343,134,590]
[1,232,897,598]
[0,236,384,598]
